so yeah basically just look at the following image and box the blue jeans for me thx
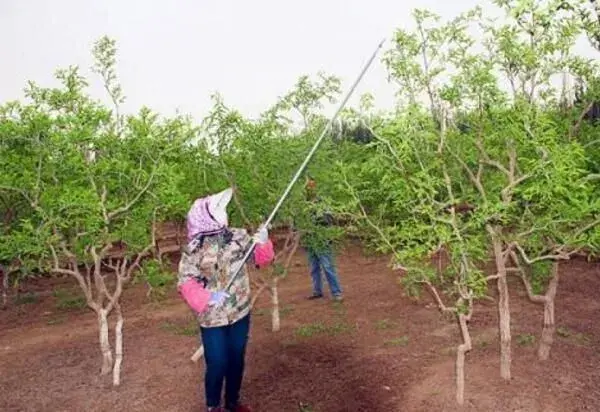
[200,314,250,409]
[307,247,343,297]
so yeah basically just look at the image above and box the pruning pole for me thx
[224,38,385,293]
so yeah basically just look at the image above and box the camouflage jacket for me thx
[177,228,252,328]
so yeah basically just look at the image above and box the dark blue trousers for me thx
[200,314,250,408]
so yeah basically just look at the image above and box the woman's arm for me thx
[177,251,212,313]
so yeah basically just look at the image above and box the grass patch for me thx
[332,301,346,315]
[516,333,536,346]
[295,321,354,338]
[375,319,395,330]
[280,306,295,317]
[478,340,489,348]
[160,319,197,337]
[15,292,38,305]
[384,336,409,347]
[296,322,328,338]
[557,326,592,346]
[46,316,67,325]
[53,288,86,310]
[253,308,268,316]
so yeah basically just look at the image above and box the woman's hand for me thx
[208,290,230,307]
[252,225,269,244]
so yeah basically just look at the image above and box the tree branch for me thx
[424,280,456,313]
[569,100,595,140]
[107,169,156,221]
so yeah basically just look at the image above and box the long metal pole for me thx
[225,39,385,292]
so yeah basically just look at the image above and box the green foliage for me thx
[138,258,175,300]
[528,261,553,294]
[336,0,600,318]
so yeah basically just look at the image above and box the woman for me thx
[177,187,273,412]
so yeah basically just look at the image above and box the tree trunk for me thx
[191,345,204,362]
[1,268,8,309]
[112,304,124,386]
[491,235,511,380]
[497,274,511,380]
[271,279,280,332]
[538,262,559,361]
[456,311,473,405]
[98,309,113,375]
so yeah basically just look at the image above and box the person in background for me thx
[302,176,344,302]
[177,187,274,412]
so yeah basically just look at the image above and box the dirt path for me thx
[1,245,599,411]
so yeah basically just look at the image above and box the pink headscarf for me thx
[186,188,233,241]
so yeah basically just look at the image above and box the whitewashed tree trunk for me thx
[1,268,8,309]
[456,310,473,405]
[271,280,280,332]
[98,309,113,375]
[191,345,204,362]
[112,304,124,386]
[538,262,559,361]
[491,235,511,380]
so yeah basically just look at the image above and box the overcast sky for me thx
[1,0,597,122]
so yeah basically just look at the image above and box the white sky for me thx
[1,0,598,121]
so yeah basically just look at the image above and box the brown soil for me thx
[1,243,599,412]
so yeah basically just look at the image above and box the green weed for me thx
[516,333,536,346]
[160,319,197,337]
[375,319,394,330]
[53,288,86,310]
[15,292,38,305]
[295,321,353,338]
[384,336,409,347]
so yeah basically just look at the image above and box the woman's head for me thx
[186,187,233,241]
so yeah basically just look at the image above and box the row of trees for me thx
[331,0,600,404]
[2,0,600,403]
[0,33,359,384]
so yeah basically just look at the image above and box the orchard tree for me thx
[0,37,197,385]
[337,1,600,404]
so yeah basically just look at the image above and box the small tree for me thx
[0,37,196,385]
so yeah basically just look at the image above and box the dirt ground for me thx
[1,243,600,412]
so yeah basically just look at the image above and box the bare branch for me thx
[50,244,96,310]
[424,281,456,313]
[88,175,109,224]
[447,148,488,202]
[107,169,156,221]
[569,101,595,139]
[514,243,569,264]
[474,140,510,177]
[573,216,600,239]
